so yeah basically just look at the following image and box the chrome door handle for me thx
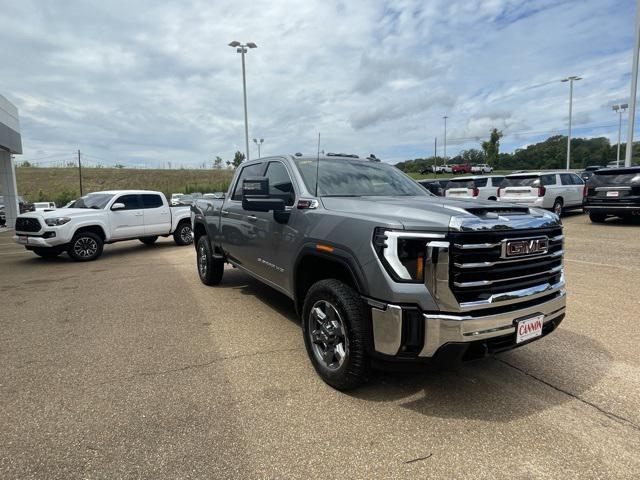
[134,213,143,217]
[221,210,229,216]
[247,215,257,222]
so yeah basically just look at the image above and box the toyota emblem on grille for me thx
[501,237,549,258]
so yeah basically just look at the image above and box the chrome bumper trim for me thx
[371,304,403,356]
[419,290,566,357]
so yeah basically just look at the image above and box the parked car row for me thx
[423,163,493,174]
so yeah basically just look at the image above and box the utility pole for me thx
[434,137,437,171]
[77,149,83,196]
[626,0,640,167]
[561,76,582,169]
[443,116,448,164]
[612,104,629,167]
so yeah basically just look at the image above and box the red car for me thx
[451,164,472,174]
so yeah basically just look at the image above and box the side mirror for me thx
[111,202,125,210]
[241,177,285,212]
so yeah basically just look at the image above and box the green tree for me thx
[459,148,485,164]
[114,163,125,169]
[213,156,223,169]
[481,128,503,166]
[232,151,245,168]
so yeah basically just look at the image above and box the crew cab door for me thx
[220,162,265,272]
[109,194,145,239]
[141,193,170,235]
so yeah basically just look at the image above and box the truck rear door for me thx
[141,193,170,235]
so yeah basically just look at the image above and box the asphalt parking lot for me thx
[1,214,639,479]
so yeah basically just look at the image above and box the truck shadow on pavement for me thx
[351,329,612,422]
[208,268,613,423]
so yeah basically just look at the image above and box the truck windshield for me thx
[294,158,427,197]
[69,193,115,209]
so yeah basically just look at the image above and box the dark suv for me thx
[583,167,640,222]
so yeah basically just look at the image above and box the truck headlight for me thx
[373,228,444,283]
[45,217,71,226]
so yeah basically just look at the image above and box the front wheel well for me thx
[73,225,106,240]
[193,221,206,249]
[294,254,360,315]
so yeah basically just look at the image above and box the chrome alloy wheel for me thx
[309,300,348,370]
[73,237,98,258]
[553,201,562,216]
[198,243,207,277]
[180,225,193,244]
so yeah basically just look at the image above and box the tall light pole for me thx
[229,41,257,162]
[442,115,448,164]
[612,103,629,166]
[561,76,582,170]
[253,138,264,158]
[626,0,640,167]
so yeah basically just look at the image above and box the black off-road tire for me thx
[33,248,61,259]
[67,231,104,262]
[174,221,193,246]
[196,236,224,286]
[302,279,371,391]
[139,236,158,245]
[589,212,607,223]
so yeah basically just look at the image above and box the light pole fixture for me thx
[442,115,448,164]
[561,76,582,170]
[253,138,264,158]
[229,41,258,162]
[612,103,629,167]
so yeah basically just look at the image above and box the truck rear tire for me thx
[302,279,370,390]
[33,248,61,259]
[589,212,607,223]
[67,231,103,262]
[196,236,224,285]
[174,221,193,246]
[139,236,158,245]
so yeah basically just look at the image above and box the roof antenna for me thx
[314,132,321,197]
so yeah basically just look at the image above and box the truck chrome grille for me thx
[15,217,42,232]
[448,228,563,305]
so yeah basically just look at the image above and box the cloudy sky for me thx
[0,0,636,167]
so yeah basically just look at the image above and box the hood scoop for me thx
[462,206,531,219]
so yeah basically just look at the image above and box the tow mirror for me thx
[242,177,285,213]
[111,202,125,210]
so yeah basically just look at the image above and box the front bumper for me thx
[583,204,640,215]
[13,232,68,248]
[368,289,566,360]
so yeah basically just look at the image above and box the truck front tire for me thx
[302,279,370,390]
[196,236,223,285]
[174,222,193,246]
[67,232,104,262]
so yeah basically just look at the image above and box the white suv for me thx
[444,175,504,201]
[498,171,585,216]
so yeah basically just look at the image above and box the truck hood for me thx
[17,208,103,220]
[320,196,560,232]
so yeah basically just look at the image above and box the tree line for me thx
[396,131,640,173]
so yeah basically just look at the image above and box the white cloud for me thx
[0,0,636,166]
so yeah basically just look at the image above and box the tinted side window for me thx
[571,174,584,185]
[474,178,488,187]
[265,162,295,206]
[540,174,556,186]
[560,173,574,186]
[115,194,141,210]
[232,163,264,201]
[141,194,163,208]
[491,176,504,187]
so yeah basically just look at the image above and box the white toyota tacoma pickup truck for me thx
[13,190,193,261]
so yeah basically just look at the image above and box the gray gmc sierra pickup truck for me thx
[191,154,566,390]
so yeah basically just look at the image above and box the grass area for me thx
[15,167,234,205]
[407,170,515,180]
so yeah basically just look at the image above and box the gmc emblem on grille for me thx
[501,237,549,258]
